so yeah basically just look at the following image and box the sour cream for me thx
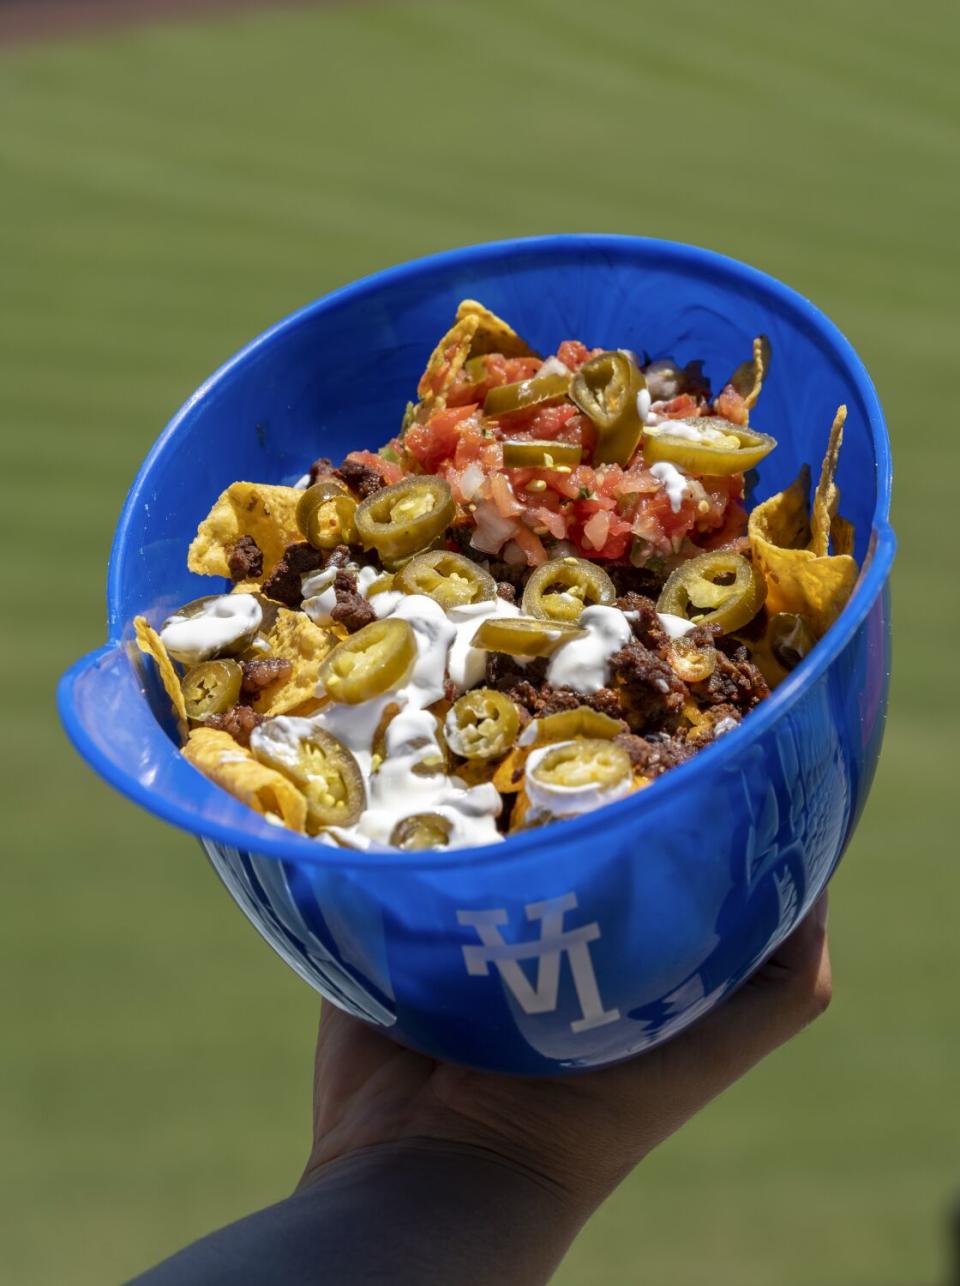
[446,595,520,692]
[523,741,632,819]
[546,604,634,693]
[645,418,739,448]
[657,612,697,640]
[649,461,689,513]
[302,563,396,627]
[160,593,261,666]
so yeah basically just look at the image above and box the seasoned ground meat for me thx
[686,703,742,749]
[330,569,376,632]
[606,561,669,600]
[495,581,517,603]
[484,558,530,594]
[226,534,263,582]
[485,652,548,695]
[260,542,326,607]
[615,592,669,653]
[690,652,769,710]
[335,458,385,500]
[307,456,337,485]
[614,731,693,777]
[205,704,265,748]
[241,657,292,694]
[609,640,688,730]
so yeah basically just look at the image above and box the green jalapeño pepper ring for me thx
[470,616,587,659]
[252,726,366,835]
[394,550,496,609]
[522,556,616,624]
[483,371,570,418]
[643,417,776,476]
[445,689,521,760]
[657,550,766,634]
[569,350,646,465]
[355,476,455,565]
[318,617,417,703]
[181,659,243,722]
[296,481,359,549]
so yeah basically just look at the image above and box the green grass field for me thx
[1,2,957,1281]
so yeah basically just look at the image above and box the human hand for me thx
[299,894,831,1222]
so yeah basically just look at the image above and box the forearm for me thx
[129,1140,588,1286]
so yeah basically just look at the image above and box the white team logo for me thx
[457,893,620,1033]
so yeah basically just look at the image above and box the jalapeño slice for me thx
[318,617,416,703]
[394,550,495,610]
[470,616,586,659]
[445,689,520,760]
[181,659,243,721]
[521,556,616,624]
[355,476,455,564]
[657,551,765,635]
[570,350,646,465]
[643,417,776,475]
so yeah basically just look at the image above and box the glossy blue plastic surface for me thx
[58,236,894,1074]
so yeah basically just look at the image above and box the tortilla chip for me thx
[251,609,338,716]
[455,299,538,359]
[748,407,858,637]
[509,786,533,832]
[810,405,846,558]
[731,335,771,415]
[492,746,529,794]
[183,728,307,832]
[416,314,480,404]
[134,616,188,742]
[830,514,856,558]
[187,482,302,579]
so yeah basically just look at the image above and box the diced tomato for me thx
[341,449,404,486]
[713,383,749,426]
[651,392,704,420]
[512,523,549,566]
[530,506,567,540]
[582,510,611,551]
[447,354,542,408]
[489,471,524,518]
[404,404,479,470]
[556,340,602,371]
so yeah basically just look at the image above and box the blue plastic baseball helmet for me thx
[58,236,894,1074]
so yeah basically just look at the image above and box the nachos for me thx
[134,303,858,851]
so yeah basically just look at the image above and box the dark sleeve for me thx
[126,1142,582,1286]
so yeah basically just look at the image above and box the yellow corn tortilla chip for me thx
[251,609,338,716]
[748,407,858,637]
[455,299,538,359]
[183,728,307,832]
[188,482,302,579]
[830,514,855,558]
[416,314,480,405]
[134,616,188,742]
[810,405,846,558]
[731,335,771,415]
[492,746,530,794]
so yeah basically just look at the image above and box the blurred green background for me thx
[1,1,956,1282]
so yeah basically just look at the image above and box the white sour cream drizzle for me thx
[523,741,632,819]
[649,461,689,513]
[645,418,739,447]
[656,612,697,640]
[262,556,701,848]
[545,604,633,693]
[302,564,399,627]
[160,594,262,666]
[446,595,520,692]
